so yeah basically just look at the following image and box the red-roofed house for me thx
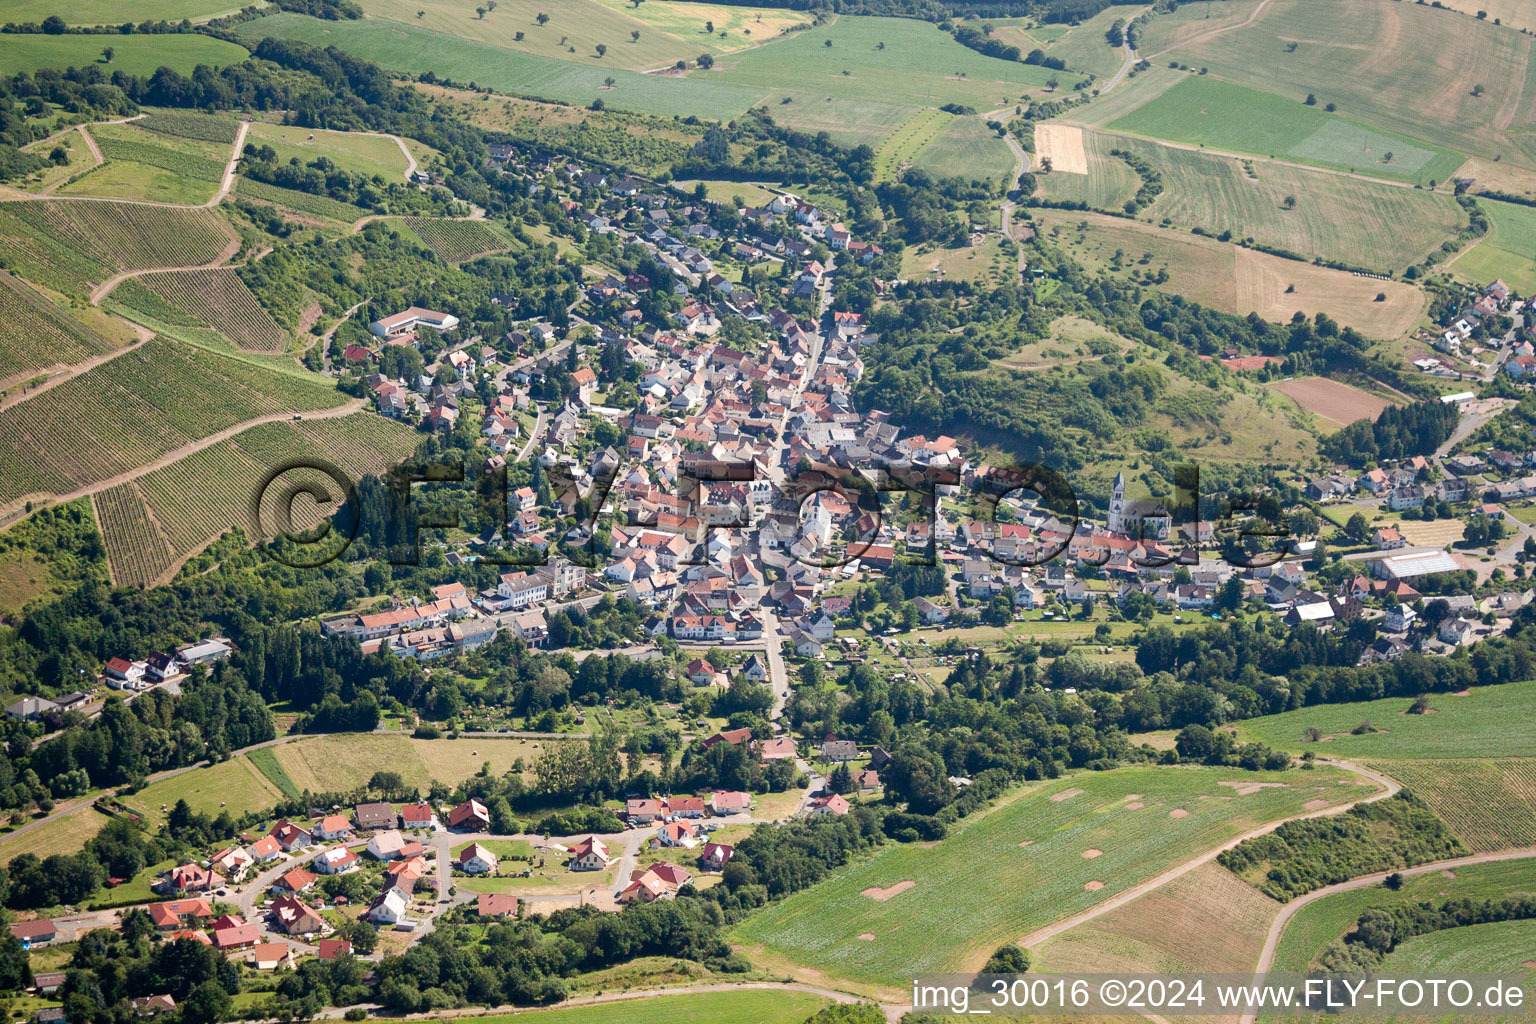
[448,799,490,830]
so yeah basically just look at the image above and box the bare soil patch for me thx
[1442,869,1458,878]
[1085,880,1105,891]
[1271,376,1391,429]
[1219,780,1289,796]
[1169,808,1190,819]
[862,880,916,901]
[1018,840,1034,847]
[1051,787,1086,803]
[1036,124,1088,175]
[858,932,876,941]
[1304,799,1331,811]
[1125,801,1145,810]
[1082,849,1103,859]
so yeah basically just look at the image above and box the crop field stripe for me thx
[94,482,176,589]
[234,177,371,224]
[874,108,951,180]
[1366,758,1536,852]
[402,217,516,262]
[137,110,242,145]
[245,747,301,800]
[0,271,116,384]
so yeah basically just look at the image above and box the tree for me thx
[983,943,1031,973]
[604,76,615,87]
[825,38,834,47]
[1384,871,1404,890]
[697,52,714,69]
[536,11,549,24]
[631,30,640,41]
[181,982,232,1024]
[1283,194,1297,210]
[102,47,114,63]
[1473,83,1486,97]
[595,43,607,56]
[705,19,714,33]
[1345,511,1369,542]
[829,762,853,794]
[475,6,485,17]
[41,15,65,33]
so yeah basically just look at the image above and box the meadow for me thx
[711,15,1059,110]
[1363,758,1536,852]
[1235,680,1536,759]
[1033,128,1140,208]
[1038,6,1134,79]
[0,808,109,863]
[1029,210,1425,338]
[0,337,344,515]
[0,271,117,387]
[96,414,417,585]
[236,14,770,119]
[4,0,255,23]
[1153,0,1534,167]
[873,108,950,181]
[1133,0,1268,57]
[246,123,410,182]
[270,733,556,795]
[1106,75,1465,184]
[1450,198,1536,294]
[733,764,1374,995]
[0,34,248,78]
[1375,918,1536,977]
[0,200,233,299]
[454,990,831,1024]
[138,109,242,146]
[122,755,286,828]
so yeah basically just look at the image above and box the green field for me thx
[1364,758,1536,852]
[0,200,233,299]
[3,0,257,24]
[764,95,915,151]
[1375,918,1536,977]
[910,115,1019,187]
[246,123,410,181]
[712,15,1059,109]
[138,269,288,353]
[0,34,248,78]
[1033,128,1141,208]
[246,747,300,800]
[234,177,371,224]
[0,271,117,386]
[236,14,770,119]
[440,989,832,1024]
[733,764,1375,993]
[0,808,110,864]
[403,217,516,262]
[1040,6,1134,79]
[0,337,345,514]
[1235,681,1536,759]
[1452,198,1536,292]
[1265,856,1536,979]
[1151,0,1534,167]
[138,109,243,145]
[1107,75,1465,183]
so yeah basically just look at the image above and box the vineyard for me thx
[99,413,418,585]
[138,110,241,145]
[89,129,227,182]
[235,178,368,224]
[93,482,175,589]
[0,337,344,512]
[1369,758,1536,852]
[0,271,116,385]
[141,269,288,353]
[0,201,233,298]
[403,217,514,263]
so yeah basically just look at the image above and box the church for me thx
[1106,471,1172,540]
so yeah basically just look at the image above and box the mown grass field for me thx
[1235,681,1536,759]
[1133,0,1266,56]
[873,108,949,181]
[0,34,249,77]
[247,123,410,181]
[1033,128,1141,208]
[910,116,1018,187]
[1030,209,1425,338]
[712,15,1059,109]
[448,989,831,1024]
[900,233,1013,287]
[1153,0,1533,167]
[733,764,1374,994]
[1107,75,1464,183]
[0,808,109,863]
[765,95,915,151]
[1376,918,1536,977]
[123,755,284,828]
[237,14,770,119]
[1364,758,1536,852]
[0,338,345,516]
[5,0,255,23]
[0,200,233,299]
[1451,198,1536,294]
[0,271,118,387]
[271,734,558,796]
[60,122,229,206]
[1033,861,1277,976]
[1038,6,1134,79]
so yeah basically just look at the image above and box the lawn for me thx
[910,115,1019,187]
[246,124,410,181]
[123,756,285,827]
[1234,679,1536,759]
[1107,75,1464,184]
[0,34,249,78]
[732,764,1375,996]
[448,989,831,1024]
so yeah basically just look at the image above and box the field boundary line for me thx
[1146,0,1274,59]
[1016,759,1400,950]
